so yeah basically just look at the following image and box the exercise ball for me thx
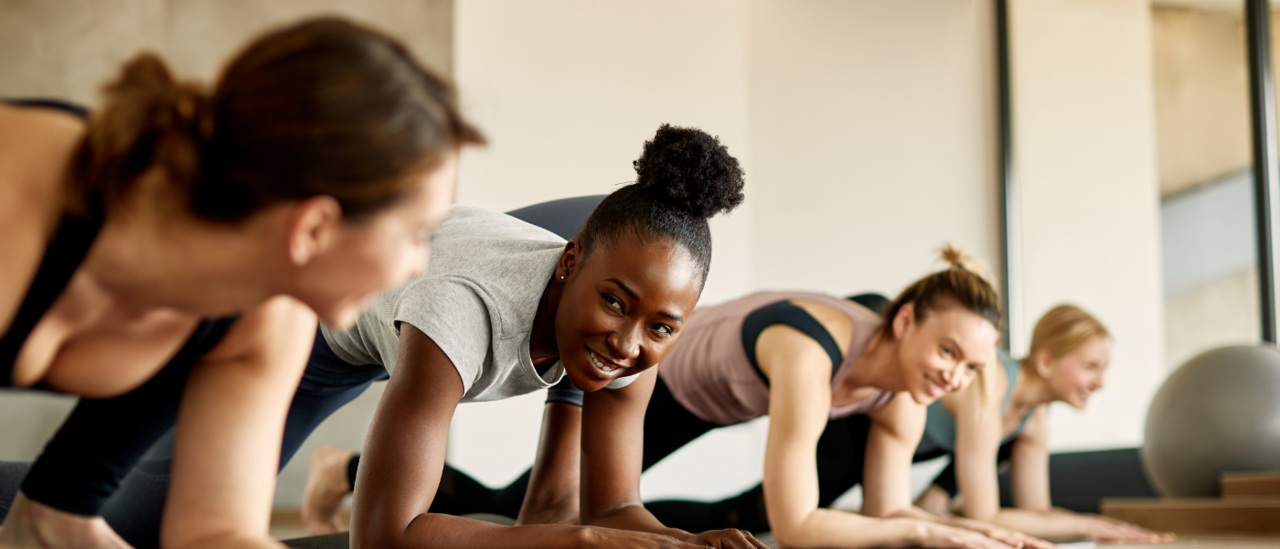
[1141,345,1280,496]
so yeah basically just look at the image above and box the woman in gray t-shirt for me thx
[333,125,763,549]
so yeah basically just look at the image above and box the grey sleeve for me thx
[392,277,492,395]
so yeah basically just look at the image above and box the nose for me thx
[940,367,960,391]
[607,321,642,362]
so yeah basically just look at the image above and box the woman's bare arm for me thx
[755,327,996,549]
[161,296,317,549]
[517,402,583,526]
[579,369,763,549]
[983,410,1169,542]
[349,325,704,549]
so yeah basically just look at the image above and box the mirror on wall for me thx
[1152,0,1262,369]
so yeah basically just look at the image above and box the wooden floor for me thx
[268,511,1280,549]
[1127,537,1280,549]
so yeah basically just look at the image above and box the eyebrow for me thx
[605,278,638,300]
[605,278,685,323]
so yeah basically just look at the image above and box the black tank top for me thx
[1,99,237,515]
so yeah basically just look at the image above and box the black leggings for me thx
[343,376,874,534]
[641,397,873,533]
[0,329,389,549]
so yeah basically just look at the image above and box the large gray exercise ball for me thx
[1141,345,1280,497]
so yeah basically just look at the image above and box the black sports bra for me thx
[1,100,237,515]
[0,99,100,387]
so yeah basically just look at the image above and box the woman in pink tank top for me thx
[635,246,1053,549]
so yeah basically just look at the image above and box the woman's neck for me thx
[843,335,908,394]
[82,176,284,317]
[528,275,562,366]
[1008,360,1054,413]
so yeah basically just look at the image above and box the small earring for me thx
[559,275,566,281]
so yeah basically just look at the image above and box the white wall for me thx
[1011,0,1166,450]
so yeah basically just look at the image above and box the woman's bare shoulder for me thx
[0,104,87,336]
[787,297,855,354]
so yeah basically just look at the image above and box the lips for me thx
[586,347,622,377]
[923,374,946,398]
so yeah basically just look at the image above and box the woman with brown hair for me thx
[0,17,481,549]
[910,305,1171,543]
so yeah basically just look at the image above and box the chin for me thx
[908,389,938,406]
[564,362,610,393]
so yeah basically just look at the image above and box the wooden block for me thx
[1100,498,1280,535]
[1223,472,1280,499]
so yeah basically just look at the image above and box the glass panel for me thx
[1153,1,1261,370]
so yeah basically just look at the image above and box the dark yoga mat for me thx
[283,532,349,549]
[998,447,1157,513]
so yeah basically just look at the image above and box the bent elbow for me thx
[770,517,816,549]
[350,520,411,549]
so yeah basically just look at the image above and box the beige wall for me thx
[0,0,451,102]
[746,0,999,311]
[1012,0,1165,450]
[0,0,452,508]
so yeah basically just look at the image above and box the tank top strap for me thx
[999,350,1019,410]
[998,351,1036,443]
[741,300,843,386]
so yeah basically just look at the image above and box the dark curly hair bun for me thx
[632,124,745,219]
[632,124,747,218]
[576,124,746,293]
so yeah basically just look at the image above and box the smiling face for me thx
[293,152,459,329]
[1039,336,1110,409]
[552,233,702,392]
[892,303,1000,405]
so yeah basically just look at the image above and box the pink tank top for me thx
[658,291,894,426]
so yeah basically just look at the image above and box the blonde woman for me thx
[910,305,1172,543]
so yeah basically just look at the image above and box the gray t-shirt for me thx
[321,205,637,402]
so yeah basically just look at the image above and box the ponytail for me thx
[879,244,1003,341]
[70,17,484,222]
[71,54,209,214]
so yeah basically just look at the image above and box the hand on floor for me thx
[0,493,133,549]
[949,516,1057,549]
[916,522,1018,549]
[1080,515,1174,544]
[692,528,769,549]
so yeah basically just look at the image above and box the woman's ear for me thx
[287,196,343,266]
[1034,348,1053,378]
[892,302,915,339]
[557,239,583,281]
